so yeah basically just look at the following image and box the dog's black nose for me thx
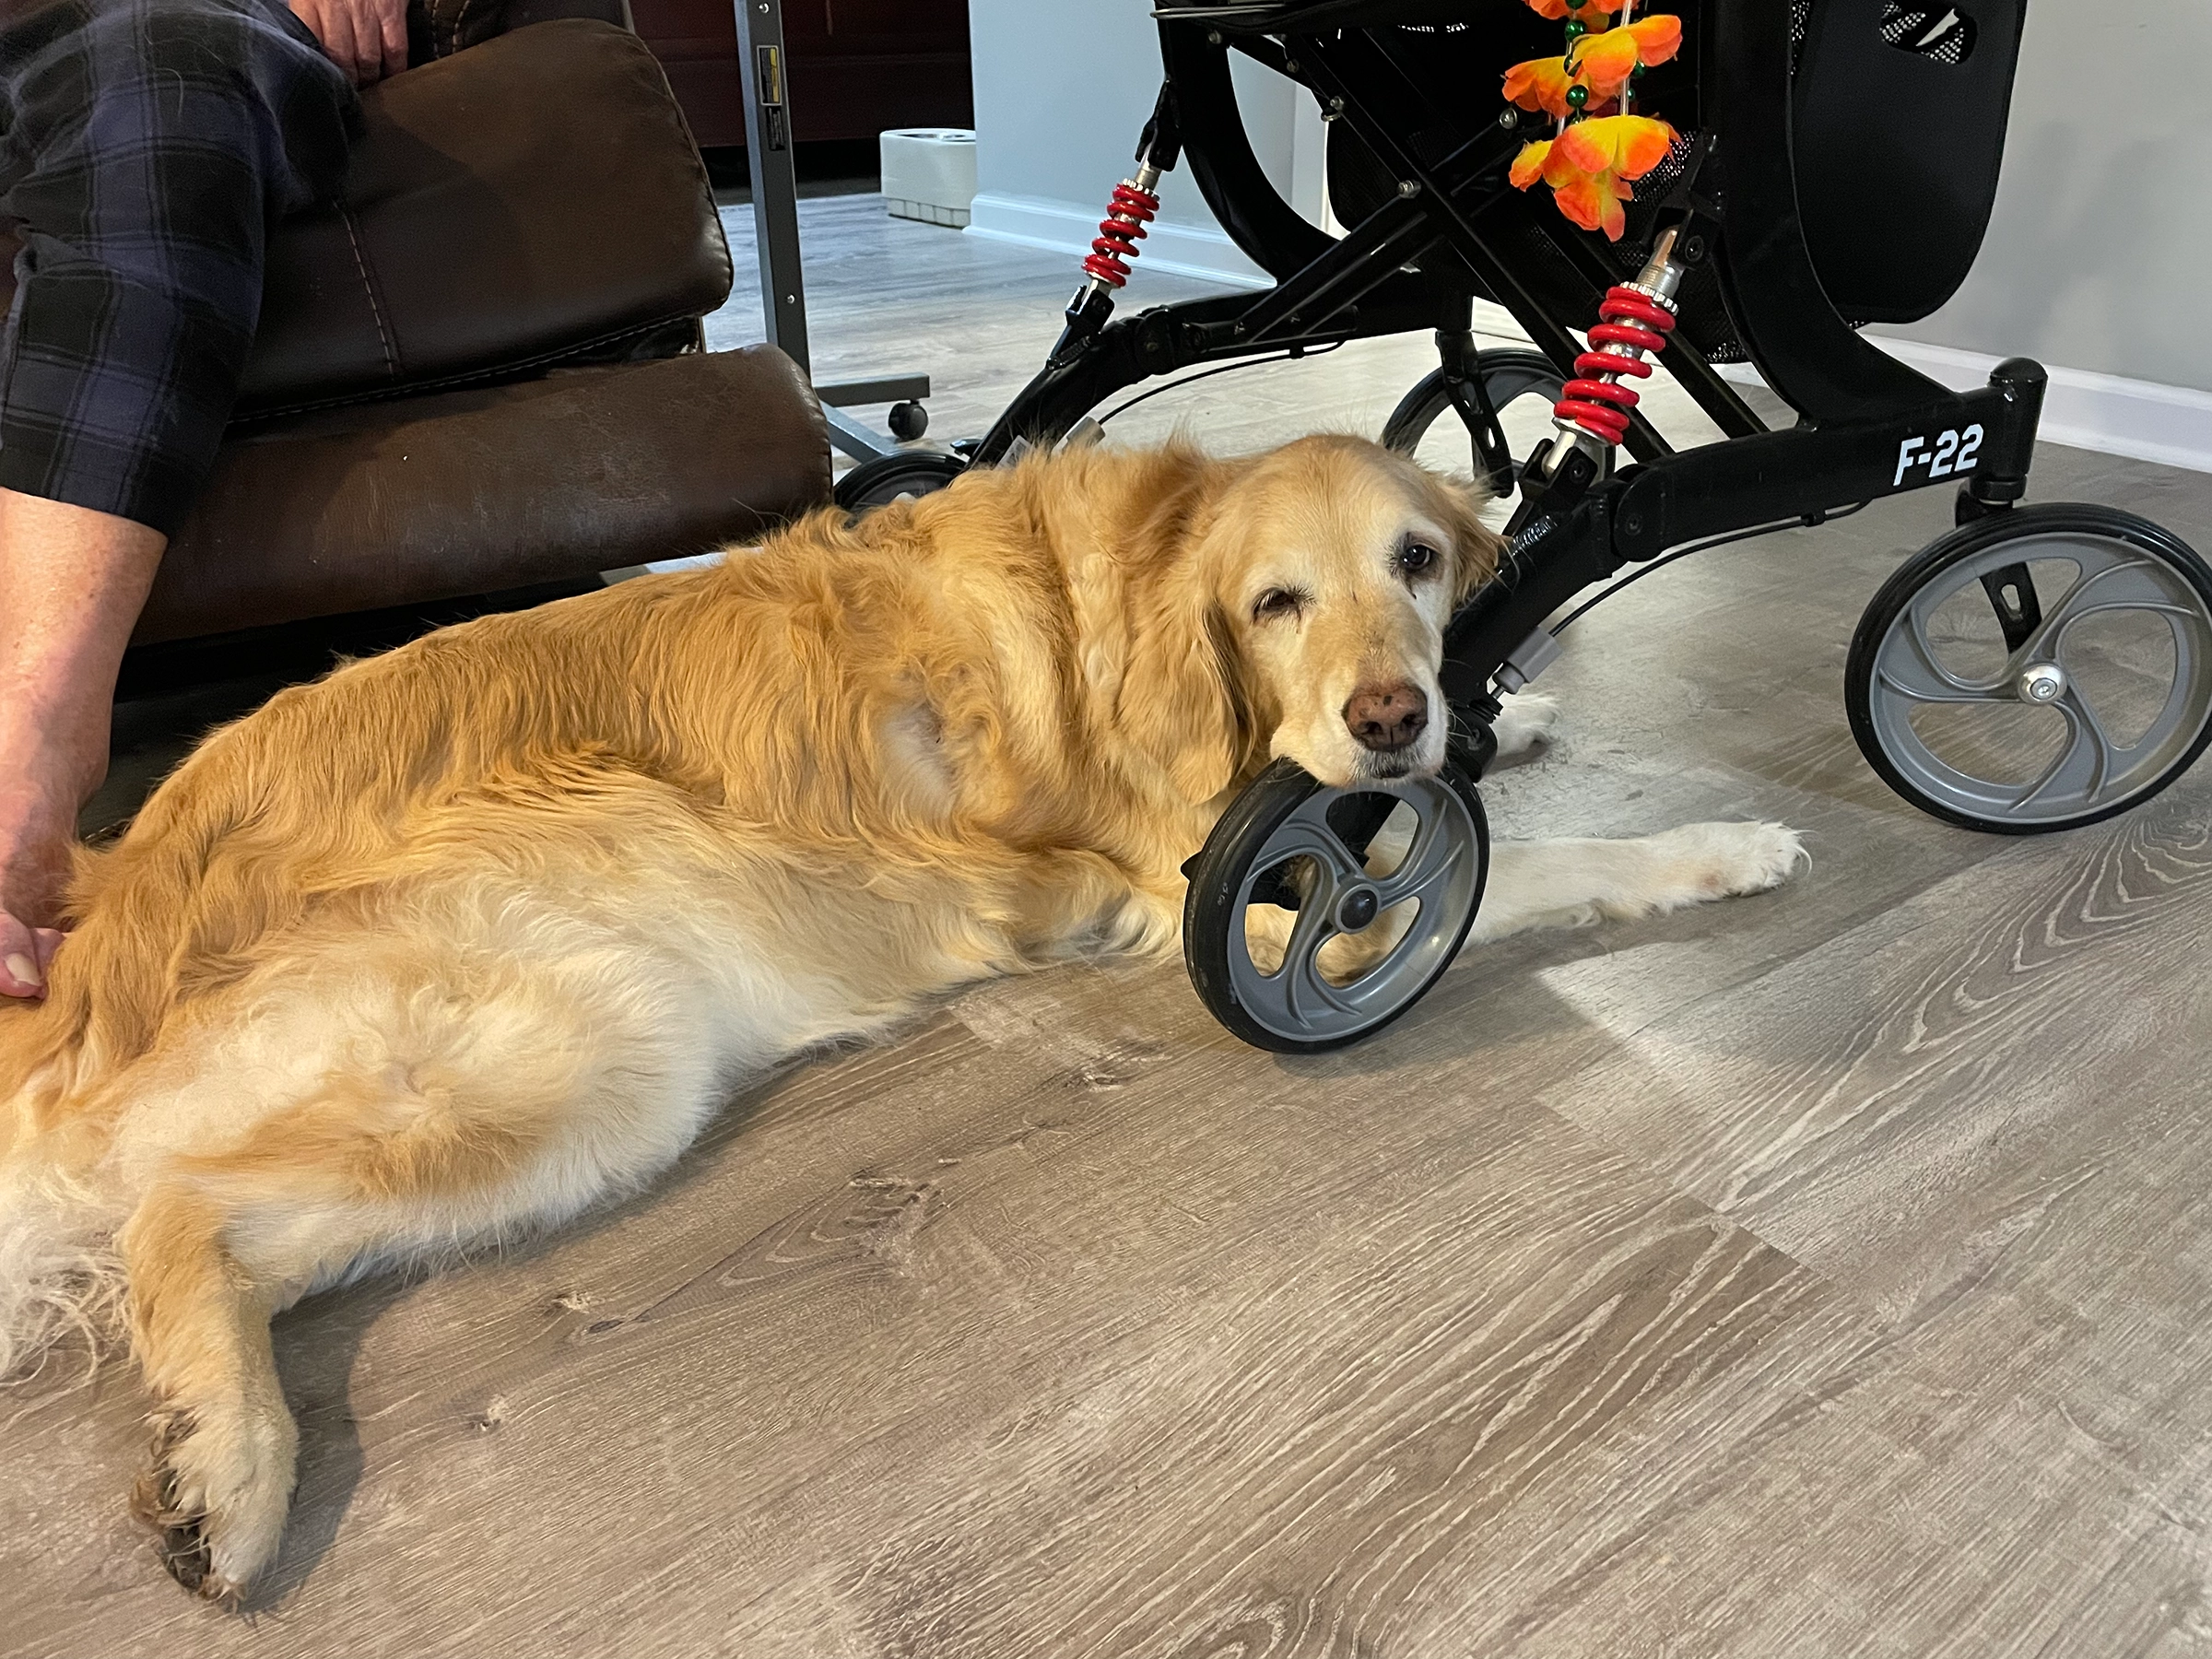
[1343,683,1429,752]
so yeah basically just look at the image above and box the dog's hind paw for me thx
[1490,691,1560,761]
[132,1404,296,1603]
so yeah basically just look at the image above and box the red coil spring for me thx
[1082,182,1159,288]
[1554,285,1678,445]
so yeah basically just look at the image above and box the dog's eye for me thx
[1398,540,1440,576]
[1252,587,1305,621]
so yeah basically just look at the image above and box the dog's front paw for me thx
[1489,690,1561,761]
[1649,820,1808,901]
[133,1403,298,1603]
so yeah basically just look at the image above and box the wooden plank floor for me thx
[14,195,2212,1657]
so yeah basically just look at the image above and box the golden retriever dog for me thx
[0,435,1802,1599]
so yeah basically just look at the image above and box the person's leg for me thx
[0,491,165,995]
[0,0,356,997]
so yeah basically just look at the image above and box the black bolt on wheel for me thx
[1846,503,2212,833]
[1182,757,1489,1053]
[833,449,967,515]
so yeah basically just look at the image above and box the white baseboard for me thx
[965,192,1273,291]
[1720,338,2212,476]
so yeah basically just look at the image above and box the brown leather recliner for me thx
[3,5,832,653]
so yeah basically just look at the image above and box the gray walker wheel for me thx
[1846,503,2212,833]
[1182,758,1489,1053]
[1382,347,1605,503]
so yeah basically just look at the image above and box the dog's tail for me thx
[0,1165,122,1382]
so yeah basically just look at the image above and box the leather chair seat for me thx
[135,345,830,645]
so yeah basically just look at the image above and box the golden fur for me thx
[0,433,1803,1600]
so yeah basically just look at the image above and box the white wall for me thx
[965,0,1323,287]
[1878,1,2206,392]
[1860,0,2212,471]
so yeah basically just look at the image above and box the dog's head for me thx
[1117,435,1500,799]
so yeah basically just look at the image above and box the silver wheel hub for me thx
[2017,662,2067,703]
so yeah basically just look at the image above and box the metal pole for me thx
[729,0,930,461]
[732,0,808,375]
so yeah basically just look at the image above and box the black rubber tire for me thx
[1382,347,1601,495]
[1182,756,1490,1053]
[833,450,967,515]
[1845,502,2212,834]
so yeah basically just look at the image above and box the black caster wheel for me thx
[1182,756,1489,1053]
[1382,347,1606,503]
[887,399,930,441]
[1846,502,2212,833]
[833,449,967,515]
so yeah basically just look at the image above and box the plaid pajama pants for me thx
[0,0,358,536]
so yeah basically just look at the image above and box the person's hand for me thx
[289,0,409,86]
[0,803,70,1000]
[0,908,64,1001]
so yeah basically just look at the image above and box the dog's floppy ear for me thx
[1115,563,1250,804]
[1431,473,1506,608]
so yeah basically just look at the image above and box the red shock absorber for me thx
[1554,283,1679,446]
[1083,179,1159,289]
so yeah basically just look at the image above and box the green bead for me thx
[1565,82,1589,107]
[1563,18,1586,35]
[1564,0,1583,11]
[1630,61,1646,76]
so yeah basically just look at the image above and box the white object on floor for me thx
[880,128,977,229]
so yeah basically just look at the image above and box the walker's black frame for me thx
[971,0,2051,724]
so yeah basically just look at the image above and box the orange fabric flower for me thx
[1570,14,1682,99]
[1523,0,1627,18]
[1502,54,1577,116]
[1510,138,1567,191]
[1506,16,1682,120]
[1510,115,1677,241]
[1555,112,1678,181]
[1512,135,1629,234]
[1552,171,1638,238]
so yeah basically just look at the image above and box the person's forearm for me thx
[0,487,166,992]
[0,488,166,786]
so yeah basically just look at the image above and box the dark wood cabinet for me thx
[629,0,972,151]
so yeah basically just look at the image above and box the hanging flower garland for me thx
[1502,0,1681,241]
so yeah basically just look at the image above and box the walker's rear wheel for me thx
[1383,347,1603,509]
[1182,758,1488,1053]
[833,450,967,514]
[1846,504,2212,833]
